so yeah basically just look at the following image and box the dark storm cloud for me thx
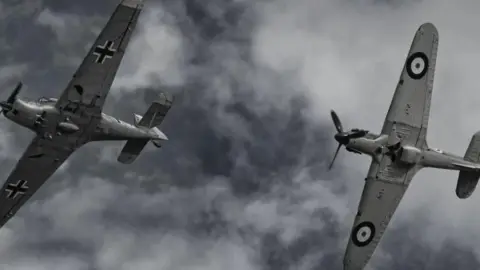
[0,0,478,270]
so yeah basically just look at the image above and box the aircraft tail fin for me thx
[118,93,173,164]
[135,92,174,128]
[456,131,480,199]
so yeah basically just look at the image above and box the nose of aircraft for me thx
[0,82,22,115]
[0,101,12,111]
[334,133,349,145]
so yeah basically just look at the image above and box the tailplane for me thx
[456,131,480,198]
[117,92,174,164]
[117,138,150,164]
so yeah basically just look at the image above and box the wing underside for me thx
[344,23,439,270]
[381,22,439,148]
[344,164,415,270]
[0,136,73,228]
[54,0,144,115]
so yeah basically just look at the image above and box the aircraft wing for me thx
[343,23,439,270]
[54,0,144,115]
[380,22,438,147]
[343,162,417,270]
[0,135,74,228]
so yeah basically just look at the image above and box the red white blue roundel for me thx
[352,221,375,247]
[406,52,429,80]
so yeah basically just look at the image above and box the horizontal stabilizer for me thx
[456,131,480,198]
[137,93,173,128]
[117,138,149,164]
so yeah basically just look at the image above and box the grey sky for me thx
[0,0,479,269]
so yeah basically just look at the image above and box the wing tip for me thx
[456,189,473,199]
[117,153,137,164]
[417,22,438,36]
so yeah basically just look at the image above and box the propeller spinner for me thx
[328,110,367,170]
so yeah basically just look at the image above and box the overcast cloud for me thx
[0,0,480,269]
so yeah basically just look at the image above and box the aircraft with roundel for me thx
[328,22,480,269]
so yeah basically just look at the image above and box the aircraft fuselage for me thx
[342,131,480,172]
[2,98,166,143]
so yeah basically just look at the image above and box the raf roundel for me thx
[352,221,375,247]
[406,52,429,80]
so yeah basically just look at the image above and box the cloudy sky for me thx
[1,0,480,269]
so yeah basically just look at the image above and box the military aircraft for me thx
[328,23,480,269]
[0,0,173,228]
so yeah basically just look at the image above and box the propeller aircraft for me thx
[0,0,174,229]
[329,23,480,269]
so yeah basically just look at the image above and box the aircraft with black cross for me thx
[328,22,480,269]
[0,0,174,228]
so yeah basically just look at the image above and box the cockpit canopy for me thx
[37,97,58,103]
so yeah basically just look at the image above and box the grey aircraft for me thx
[0,0,173,228]
[329,23,480,270]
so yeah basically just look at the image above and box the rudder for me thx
[456,131,480,198]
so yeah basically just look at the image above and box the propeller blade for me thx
[0,101,12,112]
[330,110,344,133]
[328,143,342,170]
[6,81,22,104]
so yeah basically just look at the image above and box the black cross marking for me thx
[93,40,116,64]
[5,180,28,199]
